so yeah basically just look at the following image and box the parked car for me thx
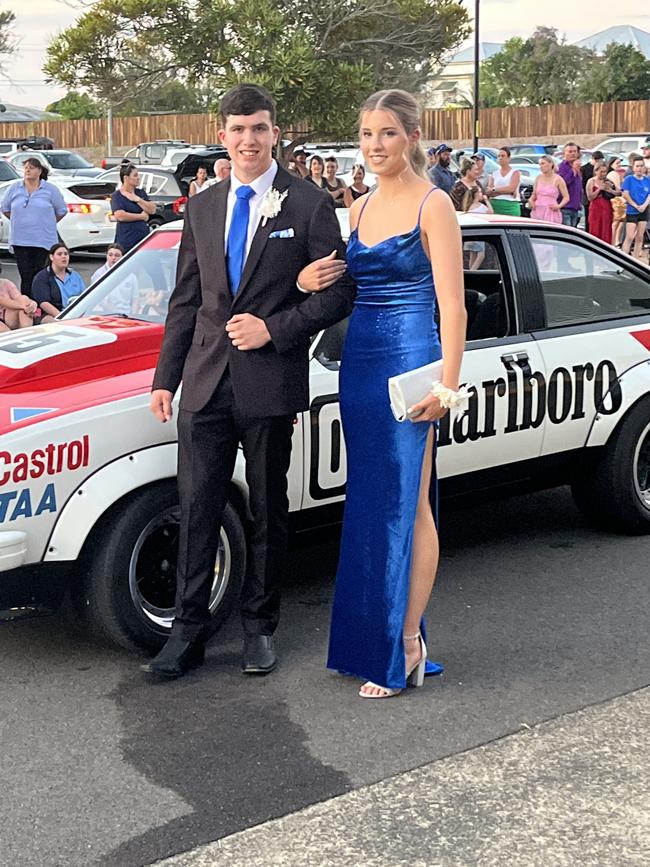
[6,149,104,179]
[509,144,557,157]
[0,136,55,156]
[97,165,191,226]
[0,178,116,252]
[174,147,229,186]
[2,214,649,651]
[593,134,650,158]
[101,140,209,170]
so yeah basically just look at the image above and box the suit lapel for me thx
[209,178,230,293]
[233,167,293,304]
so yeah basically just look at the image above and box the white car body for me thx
[594,134,650,158]
[1,215,649,651]
[0,177,116,251]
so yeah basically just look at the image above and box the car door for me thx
[436,228,547,483]
[300,227,549,510]
[525,228,650,457]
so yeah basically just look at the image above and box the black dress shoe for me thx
[242,634,277,674]
[140,635,205,679]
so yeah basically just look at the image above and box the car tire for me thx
[73,480,246,652]
[148,217,164,229]
[572,397,650,534]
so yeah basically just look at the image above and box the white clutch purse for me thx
[388,359,444,422]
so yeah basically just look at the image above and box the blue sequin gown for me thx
[327,189,443,690]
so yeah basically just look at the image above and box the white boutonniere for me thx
[260,187,288,226]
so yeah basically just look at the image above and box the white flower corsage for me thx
[430,381,472,409]
[260,187,288,226]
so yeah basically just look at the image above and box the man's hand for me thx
[150,389,174,422]
[225,313,271,350]
[297,250,346,292]
[22,297,37,315]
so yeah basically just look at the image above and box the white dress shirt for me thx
[224,160,278,257]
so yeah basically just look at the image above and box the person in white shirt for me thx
[90,243,124,284]
[202,158,231,190]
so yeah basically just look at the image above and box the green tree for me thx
[43,0,470,143]
[480,27,595,107]
[0,8,15,75]
[45,91,104,119]
[578,43,650,102]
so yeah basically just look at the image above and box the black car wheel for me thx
[572,396,650,534]
[74,480,246,651]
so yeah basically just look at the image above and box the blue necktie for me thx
[227,184,255,295]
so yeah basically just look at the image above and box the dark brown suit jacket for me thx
[152,164,355,415]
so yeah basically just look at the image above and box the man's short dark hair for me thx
[219,83,276,126]
[592,150,604,161]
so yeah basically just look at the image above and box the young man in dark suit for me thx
[145,83,354,678]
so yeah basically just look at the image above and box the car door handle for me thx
[501,351,529,364]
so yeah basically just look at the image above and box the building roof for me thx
[574,26,650,58]
[0,102,58,122]
[449,42,503,64]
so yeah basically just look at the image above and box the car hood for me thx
[0,318,163,436]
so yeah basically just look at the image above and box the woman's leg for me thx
[359,426,438,697]
[13,246,47,298]
[634,222,647,260]
[404,425,438,669]
[622,222,636,255]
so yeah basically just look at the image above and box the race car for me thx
[1,215,649,652]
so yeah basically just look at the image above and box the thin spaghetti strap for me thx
[356,189,375,230]
[417,187,437,226]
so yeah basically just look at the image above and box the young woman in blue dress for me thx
[324,90,467,698]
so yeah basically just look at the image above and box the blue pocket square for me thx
[269,228,295,239]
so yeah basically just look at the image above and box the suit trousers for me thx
[173,371,294,641]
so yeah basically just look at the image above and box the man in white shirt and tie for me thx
[146,83,355,679]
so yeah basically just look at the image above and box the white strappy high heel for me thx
[359,632,427,699]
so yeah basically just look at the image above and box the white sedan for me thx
[0,178,116,252]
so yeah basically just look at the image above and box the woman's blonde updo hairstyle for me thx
[359,89,427,178]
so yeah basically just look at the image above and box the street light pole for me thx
[473,0,480,152]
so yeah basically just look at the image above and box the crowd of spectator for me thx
[1,135,648,333]
[427,139,650,262]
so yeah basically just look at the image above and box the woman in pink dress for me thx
[529,156,569,223]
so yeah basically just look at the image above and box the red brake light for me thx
[101,158,107,169]
[67,203,94,215]
[172,195,187,215]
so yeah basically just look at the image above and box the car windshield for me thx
[61,231,182,323]
[47,152,94,169]
[0,160,18,181]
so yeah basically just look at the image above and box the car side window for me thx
[143,144,164,161]
[462,237,510,341]
[531,237,650,327]
[148,175,168,195]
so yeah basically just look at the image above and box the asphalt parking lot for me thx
[1,486,649,867]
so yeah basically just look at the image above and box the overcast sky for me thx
[2,0,649,109]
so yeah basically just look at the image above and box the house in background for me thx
[428,25,650,109]
[427,42,502,109]
[0,102,58,122]
[575,25,650,58]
